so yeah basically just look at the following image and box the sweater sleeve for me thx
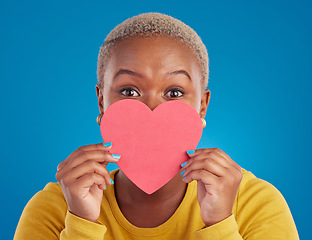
[193,215,243,240]
[193,170,299,240]
[60,211,106,239]
[14,182,106,240]
[235,171,299,240]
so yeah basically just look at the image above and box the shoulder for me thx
[234,169,298,239]
[236,169,289,212]
[42,182,63,195]
[28,182,66,206]
[22,182,68,220]
[238,169,285,205]
[15,182,68,239]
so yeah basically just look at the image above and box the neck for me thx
[115,170,187,205]
[114,169,188,227]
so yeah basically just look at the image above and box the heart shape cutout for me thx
[100,99,202,194]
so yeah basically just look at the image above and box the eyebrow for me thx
[113,69,142,80]
[166,70,192,81]
[113,69,192,81]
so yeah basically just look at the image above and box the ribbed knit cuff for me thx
[193,215,243,240]
[60,211,107,239]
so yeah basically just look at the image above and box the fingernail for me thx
[182,176,186,181]
[112,154,121,159]
[180,170,185,176]
[111,178,114,184]
[103,142,112,147]
[181,161,188,167]
[104,185,107,190]
[187,150,195,155]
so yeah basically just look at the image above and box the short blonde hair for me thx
[97,12,209,91]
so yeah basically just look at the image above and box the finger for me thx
[56,156,117,182]
[188,148,228,160]
[58,150,119,173]
[184,152,230,170]
[57,159,68,172]
[57,143,112,171]
[63,160,111,184]
[183,169,220,186]
[71,150,120,168]
[79,142,113,151]
[187,148,241,172]
[74,173,107,193]
[182,158,227,178]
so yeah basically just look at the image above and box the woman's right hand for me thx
[55,142,119,223]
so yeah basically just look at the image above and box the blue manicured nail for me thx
[111,178,114,184]
[180,170,185,176]
[182,176,186,181]
[104,185,107,190]
[187,150,195,155]
[181,161,187,167]
[112,154,121,159]
[104,142,112,147]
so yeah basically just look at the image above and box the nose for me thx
[142,93,165,111]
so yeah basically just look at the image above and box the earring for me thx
[201,118,206,129]
[97,113,104,126]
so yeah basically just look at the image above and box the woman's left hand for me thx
[181,148,243,227]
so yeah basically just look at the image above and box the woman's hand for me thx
[55,143,120,223]
[181,148,242,227]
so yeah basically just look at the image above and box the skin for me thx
[56,36,243,228]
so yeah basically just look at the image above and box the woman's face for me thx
[96,36,210,118]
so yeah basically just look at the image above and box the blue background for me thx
[1,0,311,239]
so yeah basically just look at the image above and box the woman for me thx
[14,13,299,239]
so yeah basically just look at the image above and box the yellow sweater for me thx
[14,169,299,239]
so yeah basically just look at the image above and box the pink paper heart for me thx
[100,99,202,194]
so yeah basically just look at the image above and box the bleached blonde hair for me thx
[97,12,209,91]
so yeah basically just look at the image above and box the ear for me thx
[199,89,211,118]
[96,83,104,114]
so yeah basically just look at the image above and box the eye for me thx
[120,87,140,97]
[165,88,184,98]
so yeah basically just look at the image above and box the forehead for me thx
[106,36,201,76]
